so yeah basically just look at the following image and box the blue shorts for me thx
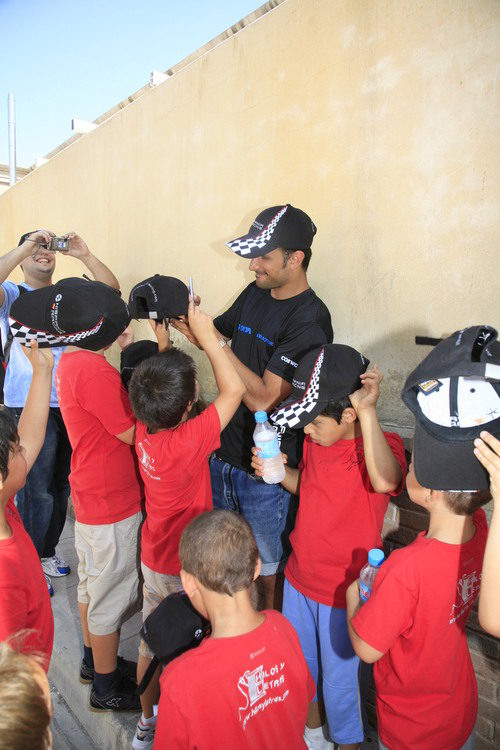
[209,455,296,576]
[283,579,364,745]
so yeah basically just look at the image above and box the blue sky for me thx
[0,0,260,166]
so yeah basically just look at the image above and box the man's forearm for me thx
[81,253,120,290]
[0,246,29,287]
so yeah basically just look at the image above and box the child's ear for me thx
[253,558,262,581]
[342,407,357,424]
[180,569,198,598]
[186,381,200,414]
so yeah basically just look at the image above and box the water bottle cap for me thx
[254,411,268,423]
[368,548,385,567]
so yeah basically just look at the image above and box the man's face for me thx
[21,247,56,281]
[248,248,291,290]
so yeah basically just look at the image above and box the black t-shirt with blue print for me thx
[214,282,333,471]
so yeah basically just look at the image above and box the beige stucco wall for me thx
[1,0,499,432]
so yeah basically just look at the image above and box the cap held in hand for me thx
[128,275,189,321]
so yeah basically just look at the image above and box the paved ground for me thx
[49,517,378,749]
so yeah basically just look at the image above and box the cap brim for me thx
[226,234,277,259]
[413,421,490,491]
[271,393,328,430]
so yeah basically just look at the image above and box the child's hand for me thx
[349,364,382,415]
[21,340,54,372]
[186,300,215,348]
[250,446,287,477]
[474,431,500,503]
[148,319,171,352]
[117,324,134,351]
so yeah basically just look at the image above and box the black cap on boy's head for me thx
[120,340,159,389]
[9,277,130,351]
[402,325,500,491]
[271,344,369,430]
[226,204,317,259]
[128,275,189,321]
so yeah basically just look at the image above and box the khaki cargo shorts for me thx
[75,511,142,636]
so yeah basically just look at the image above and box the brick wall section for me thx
[367,447,500,748]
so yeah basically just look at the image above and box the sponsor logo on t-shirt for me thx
[256,333,274,346]
[238,324,252,335]
[449,569,481,624]
[292,379,306,390]
[237,661,289,731]
[280,355,298,368]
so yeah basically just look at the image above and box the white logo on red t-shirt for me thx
[449,570,481,624]
[237,662,289,731]
[137,441,160,481]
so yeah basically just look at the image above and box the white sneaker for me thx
[41,555,71,577]
[304,724,335,750]
[132,717,156,750]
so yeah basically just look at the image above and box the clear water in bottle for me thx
[253,411,286,484]
[359,548,385,602]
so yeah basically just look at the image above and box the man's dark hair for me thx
[128,349,196,430]
[320,395,357,425]
[281,247,312,271]
[180,510,259,595]
[0,409,19,482]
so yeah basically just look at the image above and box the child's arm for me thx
[474,431,500,637]
[349,364,403,493]
[250,447,301,494]
[187,301,245,430]
[346,580,385,663]
[17,342,54,474]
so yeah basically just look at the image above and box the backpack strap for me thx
[137,655,160,696]
[3,285,29,364]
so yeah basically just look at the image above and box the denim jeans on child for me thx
[10,407,72,558]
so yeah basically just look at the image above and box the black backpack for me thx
[138,591,211,695]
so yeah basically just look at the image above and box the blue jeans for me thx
[10,407,71,558]
[210,455,296,576]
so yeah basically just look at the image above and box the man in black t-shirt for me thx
[173,205,333,609]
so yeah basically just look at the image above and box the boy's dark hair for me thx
[128,349,196,430]
[0,409,19,482]
[180,510,259,596]
[442,489,491,516]
[281,247,312,271]
[320,395,356,425]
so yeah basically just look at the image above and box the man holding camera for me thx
[0,230,120,593]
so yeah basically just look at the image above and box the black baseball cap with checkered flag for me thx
[226,204,317,258]
[9,277,130,351]
[271,344,369,430]
[402,325,500,490]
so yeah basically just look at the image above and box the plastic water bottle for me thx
[359,548,385,602]
[253,411,286,484]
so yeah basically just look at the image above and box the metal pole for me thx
[8,93,16,186]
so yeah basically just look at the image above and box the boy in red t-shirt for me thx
[252,344,406,750]
[0,341,54,670]
[347,325,499,750]
[154,509,315,749]
[128,301,245,750]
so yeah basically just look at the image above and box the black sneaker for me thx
[80,655,137,685]
[89,674,141,712]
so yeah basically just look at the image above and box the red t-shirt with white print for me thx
[0,498,54,670]
[352,509,488,750]
[56,351,143,525]
[154,609,315,750]
[136,403,221,575]
[285,433,406,607]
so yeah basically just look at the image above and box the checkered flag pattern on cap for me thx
[226,206,288,256]
[272,348,325,428]
[9,317,104,348]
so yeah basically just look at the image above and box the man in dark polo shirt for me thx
[174,205,333,608]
